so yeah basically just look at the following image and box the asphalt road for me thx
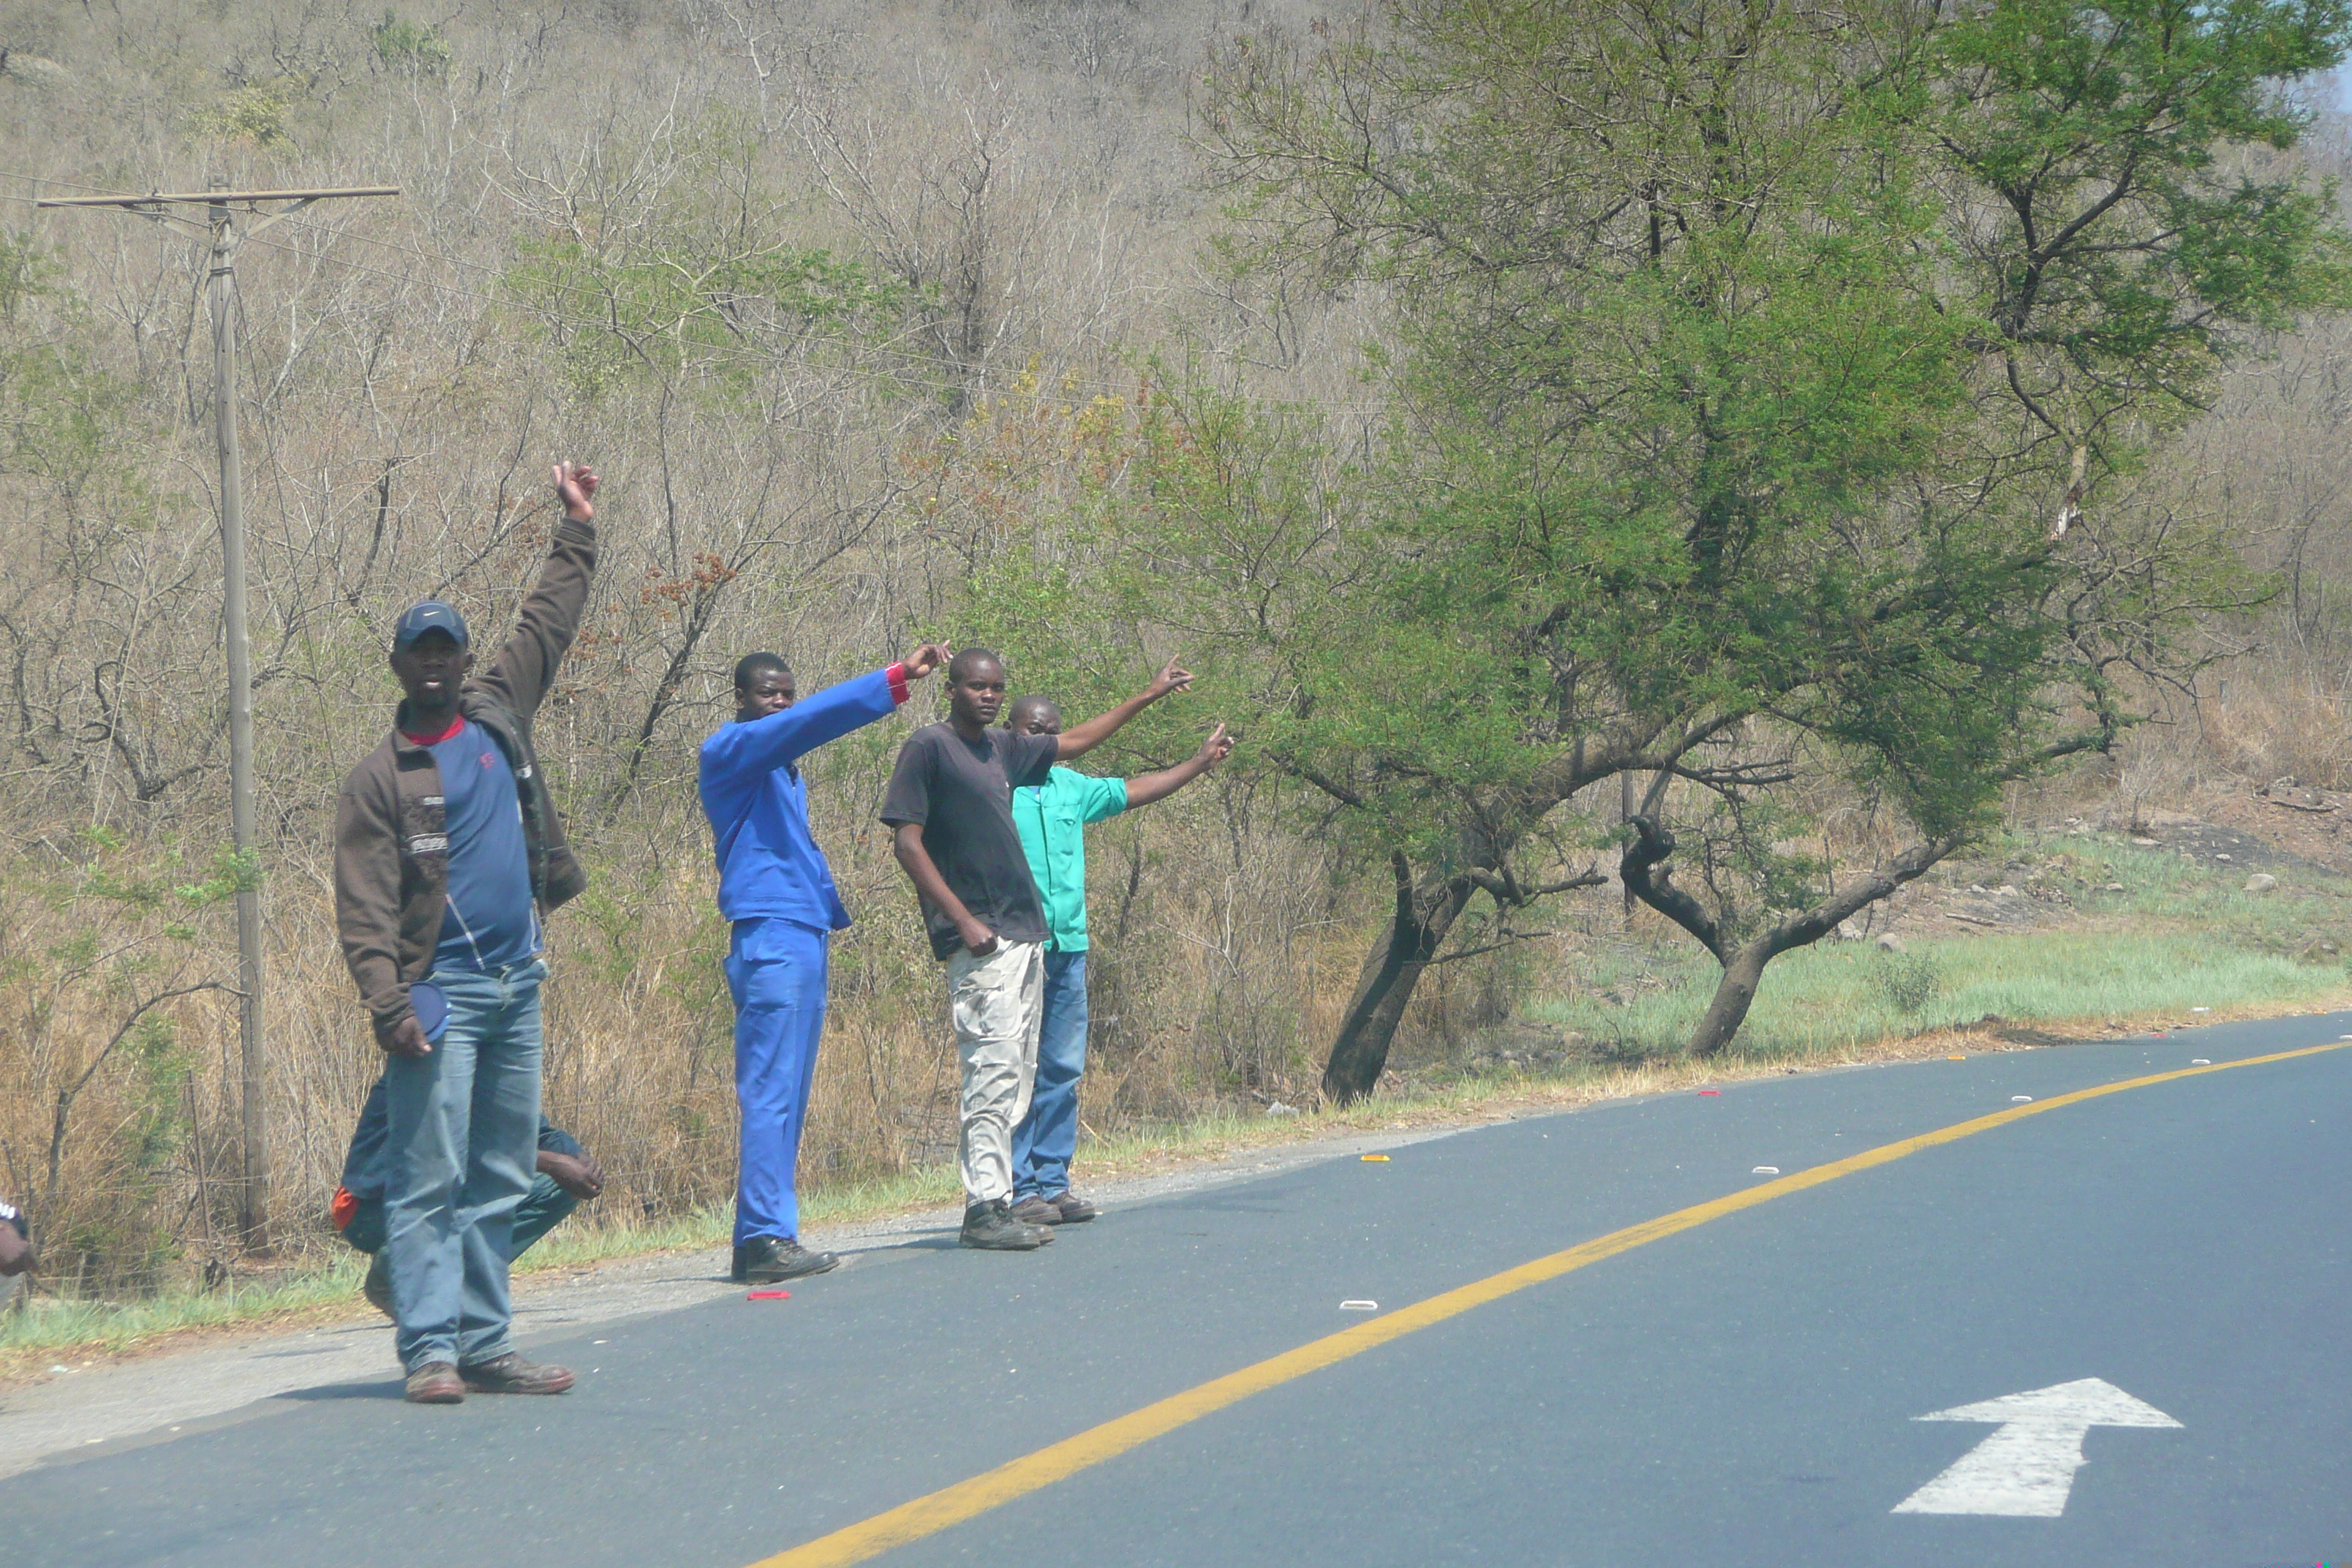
[4,1013,2346,1568]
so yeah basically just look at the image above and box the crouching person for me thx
[331,1077,605,1317]
[0,1196,34,1314]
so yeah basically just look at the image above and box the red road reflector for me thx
[746,1289,791,1301]
[1698,1089,1722,1096]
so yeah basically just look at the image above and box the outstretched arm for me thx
[1122,723,1232,809]
[1056,657,1192,761]
[701,644,947,795]
[473,461,600,720]
[892,823,998,957]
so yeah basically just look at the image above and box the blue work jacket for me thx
[698,666,905,929]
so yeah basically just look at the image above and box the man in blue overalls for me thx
[700,641,948,1284]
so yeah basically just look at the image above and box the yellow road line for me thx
[752,1040,2350,1568]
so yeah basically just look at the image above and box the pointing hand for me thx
[1147,657,1194,701]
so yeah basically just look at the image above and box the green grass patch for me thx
[0,1254,372,1360]
[1523,930,2339,1058]
[1523,834,2352,1058]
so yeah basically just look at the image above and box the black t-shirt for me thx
[881,722,1060,959]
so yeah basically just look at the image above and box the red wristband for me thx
[885,663,911,705]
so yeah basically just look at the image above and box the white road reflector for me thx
[1893,1378,2181,1517]
[1752,1166,1779,1175]
[2191,1058,2211,1066]
[1339,1300,1378,1312]
[2010,1095,2032,1103]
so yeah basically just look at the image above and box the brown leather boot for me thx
[459,1352,576,1395]
[404,1362,464,1404]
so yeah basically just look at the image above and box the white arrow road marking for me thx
[1892,1378,2182,1518]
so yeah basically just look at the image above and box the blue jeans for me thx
[344,1128,584,1260]
[1012,949,1088,1199]
[726,919,829,1245]
[382,957,546,1372]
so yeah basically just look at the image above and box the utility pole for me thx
[38,182,399,1254]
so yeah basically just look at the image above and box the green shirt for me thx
[1011,766,1129,952]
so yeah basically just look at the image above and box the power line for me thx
[6,167,1378,416]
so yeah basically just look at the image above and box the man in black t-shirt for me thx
[882,649,1194,1249]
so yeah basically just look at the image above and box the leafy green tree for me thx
[1144,0,2351,1093]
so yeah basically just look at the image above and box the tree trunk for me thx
[1689,941,1771,1058]
[1669,831,1970,1057]
[1320,853,1472,1104]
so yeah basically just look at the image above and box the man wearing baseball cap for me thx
[333,461,600,1405]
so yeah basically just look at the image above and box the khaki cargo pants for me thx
[944,939,1046,1205]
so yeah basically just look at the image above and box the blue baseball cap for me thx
[392,600,470,652]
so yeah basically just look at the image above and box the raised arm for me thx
[704,662,914,787]
[1121,723,1232,809]
[472,462,600,720]
[892,823,999,957]
[1055,657,1192,761]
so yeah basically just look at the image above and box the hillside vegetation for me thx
[1,0,2351,1309]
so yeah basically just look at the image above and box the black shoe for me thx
[1009,1194,1064,1226]
[362,1254,395,1319]
[732,1236,840,1284]
[1048,1191,1100,1224]
[960,1199,1054,1251]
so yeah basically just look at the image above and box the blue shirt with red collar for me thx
[409,716,539,973]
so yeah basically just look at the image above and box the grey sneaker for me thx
[960,1199,1054,1251]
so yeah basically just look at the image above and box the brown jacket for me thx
[333,516,597,1047]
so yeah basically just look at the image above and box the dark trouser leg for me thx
[343,1199,388,1256]
[506,1175,578,1261]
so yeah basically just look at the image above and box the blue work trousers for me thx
[727,918,830,1245]
[382,957,546,1373]
[1011,949,1089,1199]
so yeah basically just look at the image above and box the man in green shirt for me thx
[1005,698,1232,1224]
